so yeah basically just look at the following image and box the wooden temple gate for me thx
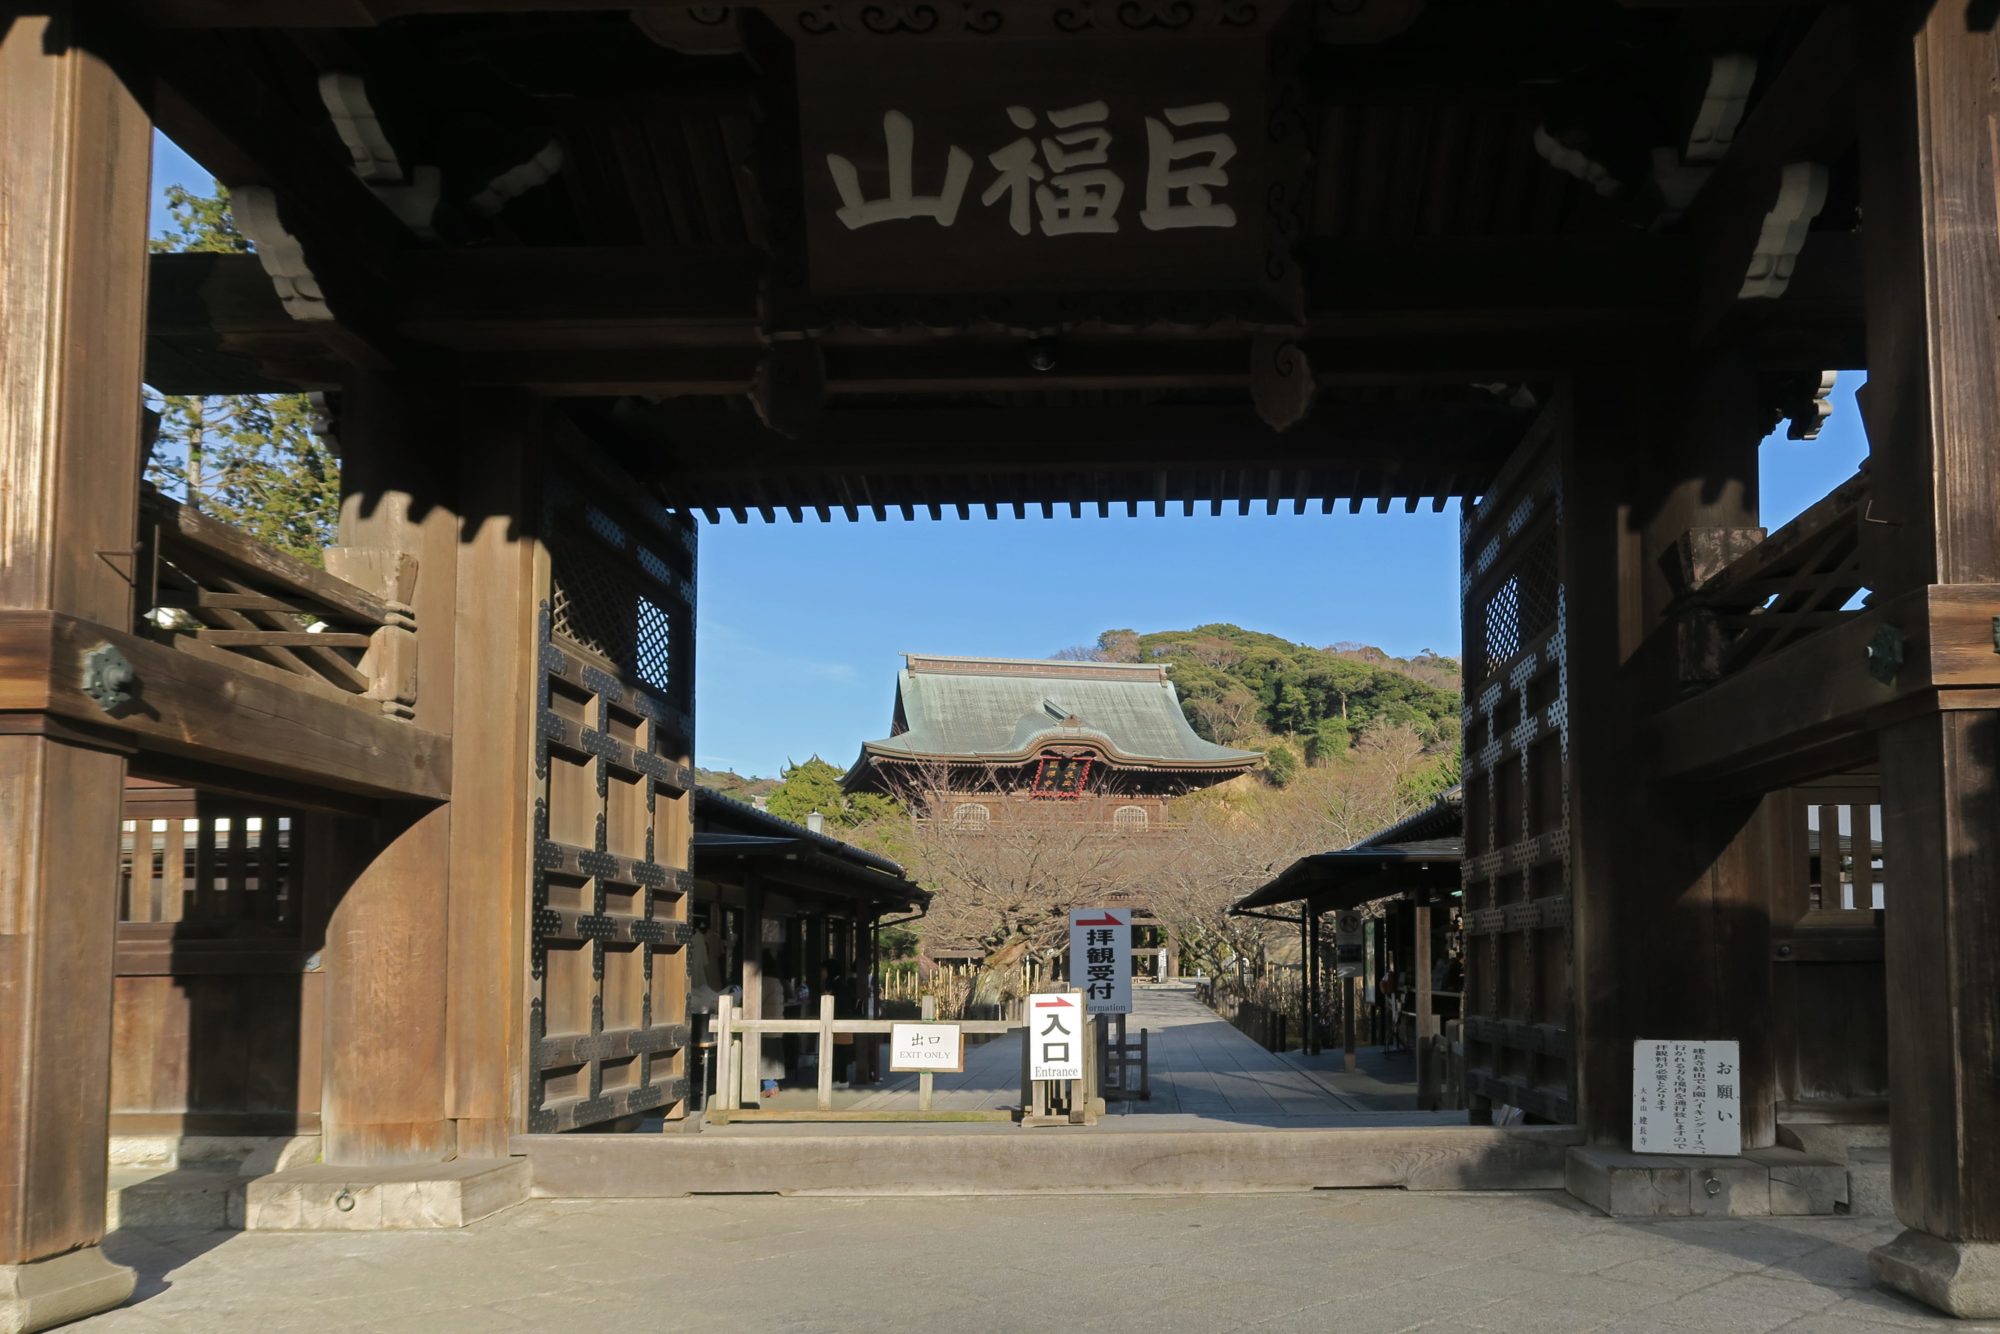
[5,0,2000,1323]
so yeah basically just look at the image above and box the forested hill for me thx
[1079,625,1460,761]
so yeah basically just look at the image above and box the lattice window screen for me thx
[529,470,698,1133]
[1459,448,1574,1125]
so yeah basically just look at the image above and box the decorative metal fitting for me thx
[333,1188,356,1213]
[1026,337,1058,373]
[1703,1175,1723,1198]
[80,643,137,713]
[1864,625,1905,686]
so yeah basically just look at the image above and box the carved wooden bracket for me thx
[1249,334,1313,432]
[228,186,332,322]
[1738,162,1829,299]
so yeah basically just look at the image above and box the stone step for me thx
[107,1167,246,1232]
[1847,1145,1893,1216]
[236,1158,530,1231]
[1566,1145,1848,1218]
[1776,1117,1890,1163]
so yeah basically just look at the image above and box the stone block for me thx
[1844,1147,1892,1217]
[236,1158,529,1231]
[1775,1118,1890,1163]
[0,1247,136,1334]
[106,1168,244,1231]
[1568,1147,1845,1218]
[1685,1157,1770,1217]
[1869,1228,2000,1319]
[1565,1148,1691,1217]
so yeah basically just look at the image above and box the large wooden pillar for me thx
[318,374,457,1165]
[1565,363,1781,1150]
[1860,5,2000,1313]
[0,10,148,1326]
[444,391,542,1159]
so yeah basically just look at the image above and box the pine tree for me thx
[147,183,341,565]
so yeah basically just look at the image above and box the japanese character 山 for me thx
[828,110,973,230]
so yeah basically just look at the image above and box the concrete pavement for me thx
[79,1189,1990,1332]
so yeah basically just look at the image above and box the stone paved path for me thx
[80,1190,1987,1332]
[841,982,1455,1128]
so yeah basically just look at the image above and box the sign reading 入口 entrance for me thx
[889,1023,964,1073]
[1069,907,1132,1015]
[1028,991,1085,1081]
[1632,1039,1742,1157]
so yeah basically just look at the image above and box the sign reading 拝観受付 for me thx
[1068,907,1132,1015]
[1335,910,1364,978]
[1028,991,1085,1081]
[792,38,1276,308]
[889,1022,964,1073]
[1632,1039,1742,1157]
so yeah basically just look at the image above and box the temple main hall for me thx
[843,654,1261,830]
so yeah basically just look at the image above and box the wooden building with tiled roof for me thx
[844,655,1259,830]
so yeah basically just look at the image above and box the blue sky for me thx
[148,132,1869,779]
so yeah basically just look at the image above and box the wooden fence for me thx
[709,994,1016,1123]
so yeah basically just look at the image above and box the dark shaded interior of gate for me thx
[7,0,2000,1321]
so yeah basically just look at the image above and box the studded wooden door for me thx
[528,463,698,1133]
[1459,419,1574,1124]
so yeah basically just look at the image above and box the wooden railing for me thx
[1667,470,1872,684]
[709,993,1016,1123]
[137,485,417,716]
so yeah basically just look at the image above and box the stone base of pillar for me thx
[1870,1228,2000,1319]
[0,1247,137,1334]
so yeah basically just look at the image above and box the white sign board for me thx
[1028,991,1085,1081]
[1069,907,1132,1015]
[1334,909,1364,978]
[889,1023,964,1073]
[1633,1039,1742,1157]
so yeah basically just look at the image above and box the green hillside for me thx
[1086,624,1461,764]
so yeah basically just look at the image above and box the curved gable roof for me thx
[847,654,1260,777]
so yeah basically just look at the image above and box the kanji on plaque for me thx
[1068,907,1132,1016]
[829,101,1235,237]
[793,36,1277,306]
[1028,992,1085,1081]
[889,1022,965,1074]
[1632,1039,1741,1157]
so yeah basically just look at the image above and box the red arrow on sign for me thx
[1034,996,1077,1008]
[1072,912,1125,926]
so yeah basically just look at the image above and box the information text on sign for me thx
[1632,1039,1742,1157]
[889,1023,964,1074]
[1069,907,1132,1015]
[1028,992,1085,1081]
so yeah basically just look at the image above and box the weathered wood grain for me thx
[0,610,451,800]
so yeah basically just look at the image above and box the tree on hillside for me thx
[1146,719,1452,981]
[146,183,340,565]
[764,756,899,830]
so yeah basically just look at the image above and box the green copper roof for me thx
[846,655,1261,775]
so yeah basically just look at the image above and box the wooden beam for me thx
[622,402,1529,475]
[149,233,1866,395]
[0,611,452,801]
[1648,585,2000,783]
